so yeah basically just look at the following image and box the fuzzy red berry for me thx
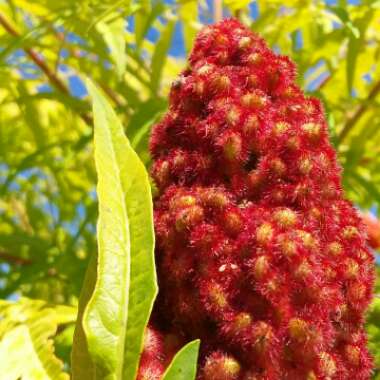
[150,19,375,380]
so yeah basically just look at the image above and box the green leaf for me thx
[126,98,166,138]
[178,0,198,54]
[71,252,97,380]
[96,15,128,79]
[162,340,200,380]
[151,18,176,93]
[0,298,76,380]
[134,0,151,46]
[126,98,166,163]
[224,0,251,11]
[351,171,380,204]
[133,2,166,47]
[86,0,130,31]
[71,80,157,380]
[346,9,373,94]
[329,7,349,23]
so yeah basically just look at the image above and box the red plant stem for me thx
[316,74,331,91]
[0,251,32,265]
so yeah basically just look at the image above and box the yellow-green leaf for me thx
[224,0,251,11]
[178,0,199,54]
[151,18,176,92]
[0,298,76,380]
[96,15,128,79]
[71,80,157,380]
[346,9,374,94]
[162,340,200,380]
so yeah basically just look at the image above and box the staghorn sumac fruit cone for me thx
[149,19,375,380]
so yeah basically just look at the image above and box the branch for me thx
[0,12,92,125]
[337,80,380,145]
[315,74,331,91]
[0,251,32,265]
[98,82,125,109]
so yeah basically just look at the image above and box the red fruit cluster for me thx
[148,19,375,379]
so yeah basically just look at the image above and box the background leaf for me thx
[0,298,76,380]
[178,0,198,54]
[162,340,200,380]
[151,17,176,93]
[96,15,128,79]
[346,9,374,95]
